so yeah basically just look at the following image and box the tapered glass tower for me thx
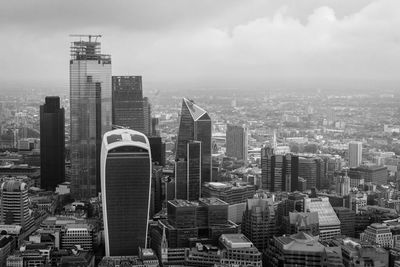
[70,36,112,198]
[101,129,152,256]
[176,98,212,183]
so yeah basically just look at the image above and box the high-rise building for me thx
[219,234,262,267]
[0,180,34,231]
[202,182,256,205]
[175,98,212,198]
[101,129,152,256]
[298,157,325,190]
[175,141,201,201]
[336,174,351,196]
[304,197,341,241]
[111,76,145,133]
[148,137,166,166]
[349,141,362,168]
[226,124,248,161]
[241,197,278,251]
[70,36,112,198]
[261,146,299,192]
[40,96,65,191]
[349,165,388,185]
[143,97,152,137]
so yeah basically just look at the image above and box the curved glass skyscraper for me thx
[101,129,152,256]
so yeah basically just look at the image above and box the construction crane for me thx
[69,34,102,43]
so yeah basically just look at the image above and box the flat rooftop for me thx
[199,197,228,206]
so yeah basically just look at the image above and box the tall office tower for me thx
[336,174,351,196]
[261,146,299,192]
[175,141,201,201]
[112,76,145,132]
[40,96,65,191]
[304,197,341,241]
[349,141,362,168]
[226,124,248,161]
[176,98,212,185]
[70,36,112,199]
[1,180,34,230]
[241,197,278,251]
[101,129,152,256]
[148,137,166,166]
[298,157,325,190]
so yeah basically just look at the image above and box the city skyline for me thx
[1,0,400,92]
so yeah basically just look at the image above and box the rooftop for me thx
[199,197,228,206]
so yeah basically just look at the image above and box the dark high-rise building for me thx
[112,76,145,132]
[175,141,201,201]
[70,37,112,199]
[226,124,248,161]
[298,157,325,190]
[101,129,152,256]
[176,98,212,181]
[148,137,166,166]
[40,96,65,191]
[261,146,299,192]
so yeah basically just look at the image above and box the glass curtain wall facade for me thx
[176,98,212,187]
[101,129,152,256]
[70,40,111,198]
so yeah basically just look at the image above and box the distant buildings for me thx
[298,156,325,190]
[101,129,152,256]
[40,96,65,191]
[70,37,112,199]
[348,141,362,168]
[260,146,299,192]
[226,124,248,161]
[349,165,388,185]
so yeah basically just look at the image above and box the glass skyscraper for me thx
[101,129,152,256]
[70,38,112,198]
[176,98,212,184]
[40,96,65,191]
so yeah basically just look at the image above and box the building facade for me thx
[348,141,362,168]
[261,146,299,192]
[70,38,112,198]
[226,124,248,161]
[101,129,152,256]
[40,96,65,191]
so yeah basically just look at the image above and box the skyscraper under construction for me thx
[69,35,112,199]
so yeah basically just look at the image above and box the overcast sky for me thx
[1,0,399,93]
